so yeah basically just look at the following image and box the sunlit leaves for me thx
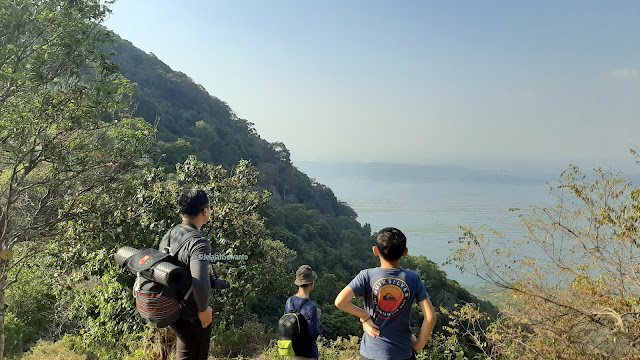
[450,165,640,359]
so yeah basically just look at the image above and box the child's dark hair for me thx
[178,189,209,217]
[375,227,407,261]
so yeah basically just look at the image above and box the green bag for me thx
[277,339,295,356]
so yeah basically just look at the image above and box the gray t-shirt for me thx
[348,267,429,360]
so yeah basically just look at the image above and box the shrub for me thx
[318,336,361,360]
[21,337,86,360]
[210,321,274,357]
[4,313,34,355]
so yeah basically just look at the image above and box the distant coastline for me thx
[295,161,640,186]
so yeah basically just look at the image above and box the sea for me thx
[294,161,594,288]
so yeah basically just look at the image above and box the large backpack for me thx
[129,227,200,328]
[277,297,311,356]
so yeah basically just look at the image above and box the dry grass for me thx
[20,338,86,360]
[224,336,361,360]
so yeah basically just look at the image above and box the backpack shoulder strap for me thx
[292,298,311,314]
[164,226,203,257]
[164,226,204,302]
[172,233,201,256]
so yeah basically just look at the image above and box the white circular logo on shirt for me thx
[372,277,410,319]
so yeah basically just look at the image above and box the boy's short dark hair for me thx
[375,227,407,261]
[178,189,209,217]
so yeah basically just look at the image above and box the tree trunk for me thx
[0,216,7,360]
[0,270,7,360]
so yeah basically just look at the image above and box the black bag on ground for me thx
[115,228,200,328]
[277,297,310,356]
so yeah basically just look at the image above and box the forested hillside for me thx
[104,36,496,343]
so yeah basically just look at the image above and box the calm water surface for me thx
[297,163,555,286]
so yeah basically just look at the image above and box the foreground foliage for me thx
[0,0,153,357]
[452,165,640,359]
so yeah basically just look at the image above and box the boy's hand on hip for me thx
[198,306,213,328]
[362,318,380,338]
[317,308,321,318]
[411,335,419,351]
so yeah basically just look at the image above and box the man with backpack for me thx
[281,265,321,359]
[160,189,215,360]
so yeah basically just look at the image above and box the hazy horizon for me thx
[294,159,640,178]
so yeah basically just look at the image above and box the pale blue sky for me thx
[104,1,640,172]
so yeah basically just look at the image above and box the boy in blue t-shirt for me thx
[335,227,436,360]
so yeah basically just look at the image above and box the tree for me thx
[0,1,153,357]
[138,157,296,327]
[452,164,640,359]
[58,156,295,358]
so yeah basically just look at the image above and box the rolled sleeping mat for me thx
[114,246,142,267]
[150,261,188,288]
